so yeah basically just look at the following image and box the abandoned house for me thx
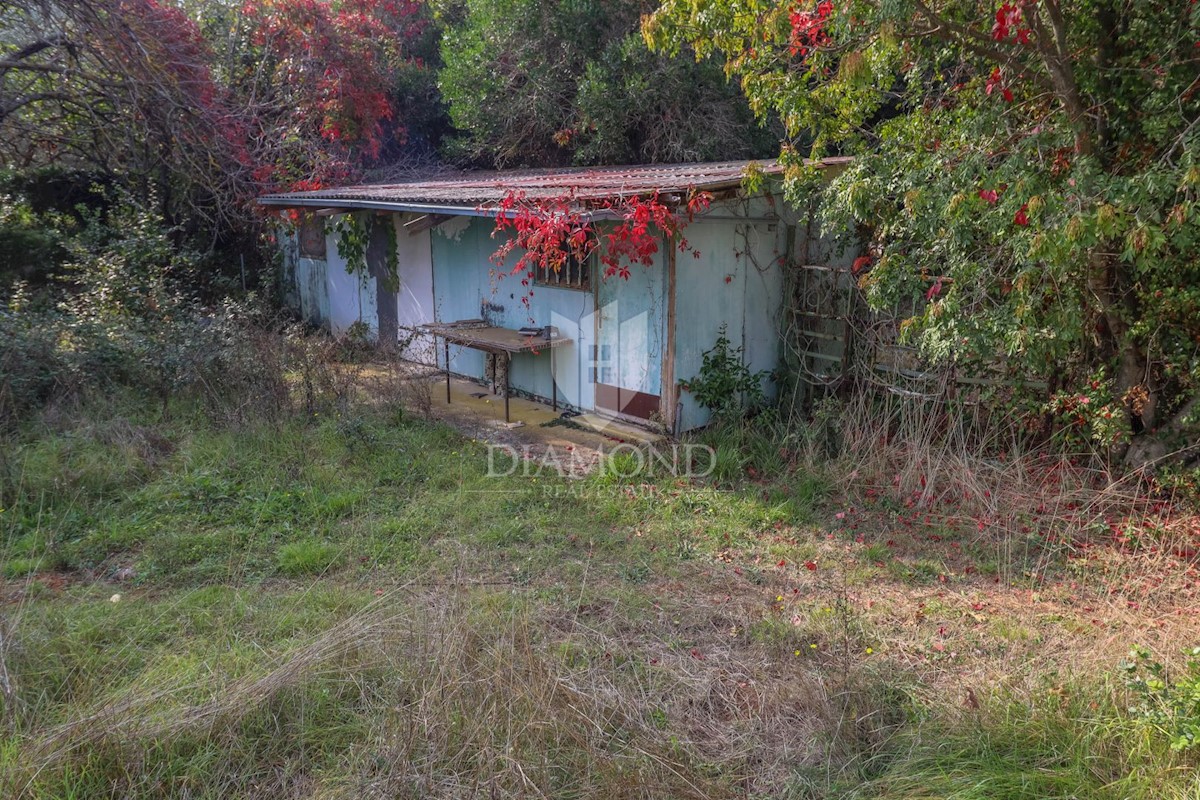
[259,159,853,434]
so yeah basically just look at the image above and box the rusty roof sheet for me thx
[258,158,851,212]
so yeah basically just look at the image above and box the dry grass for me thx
[5,581,870,799]
[3,335,1198,798]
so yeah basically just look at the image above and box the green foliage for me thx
[573,31,775,166]
[333,213,400,292]
[0,194,71,291]
[1,367,1198,798]
[646,0,1200,465]
[61,195,199,323]
[681,324,769,421]
[436,0,774,167]
[0,197,291,427]
[1124,645,1200,751]
[333,213,371,282]
[2,556,43,579]
[1046,368,1128,452]
[277,540,342,576]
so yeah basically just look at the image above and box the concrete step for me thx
[572,413,666,445]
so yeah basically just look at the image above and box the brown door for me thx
[594,266,662,421]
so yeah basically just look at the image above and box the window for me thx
[533,250,592,291]
[298,214,327,259]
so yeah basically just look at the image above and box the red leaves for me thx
[789,1,834,58]
[602,193,681,276]
[978,188,999,205]
[984,5,1031,103]
[985,67,1015,102]
[492,188,594,281]
[985,67,1001,95]
[852,255,872,273]
[245,0,423,164]
[803,560,818,571]
[489,188,705,291]
[992,3,1031,45]
[926,279,943,301]
[1013,203,1030,226]
[685,191,713,219]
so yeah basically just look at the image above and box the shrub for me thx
[680,324,769,422]
[0,196,298,427]
[1123,645,1200,751]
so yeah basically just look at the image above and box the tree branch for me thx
[909,0,1052,93]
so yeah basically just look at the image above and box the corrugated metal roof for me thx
[258,158,850,213]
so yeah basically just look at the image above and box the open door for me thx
[594,262,663,421]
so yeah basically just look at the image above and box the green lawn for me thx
[1,402,1197,798]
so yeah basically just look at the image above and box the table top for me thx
[420,322,574,354]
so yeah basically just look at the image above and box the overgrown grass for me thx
[0,386,1197,798]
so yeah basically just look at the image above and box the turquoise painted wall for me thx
[595,239,667,404]
[431,217,596,411]
[288,195,797,431]
[673,216,789,432]
[430,212,783,430]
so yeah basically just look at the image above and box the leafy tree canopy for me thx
[646,0,1200,466]
[436,0,778,167]
[0,0,442,245]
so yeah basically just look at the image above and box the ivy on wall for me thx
[331,212,400,293]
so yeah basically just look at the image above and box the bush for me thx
[0,191,73,291]
[1124,645,1200,752]
[0,196,300,428]
[680,324,770,422]
[0,302,296,428]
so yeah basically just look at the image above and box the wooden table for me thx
[420,323,574,422]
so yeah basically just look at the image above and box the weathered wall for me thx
[431,217,596,411]
[393,215,437,363]
[672,217,787,432]
[324,217,376,337]
[280,193,823,431]
[282,224,331,327]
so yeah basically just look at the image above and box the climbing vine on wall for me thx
[486,188,712,308]
[331,213,400,292]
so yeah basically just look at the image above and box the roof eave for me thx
[257,196,496,217]
[255,164,811,219]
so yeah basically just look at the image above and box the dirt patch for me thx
[359,360,618,477]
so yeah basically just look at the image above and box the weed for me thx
[0,330,1197,799]
[1,556,40,579]
[1123,645,1200,752]
[680,324,768,421]
[276,540,341,576]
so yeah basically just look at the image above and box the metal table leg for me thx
[504,352,512,422]
[444,339,451,404]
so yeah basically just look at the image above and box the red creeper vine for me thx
[487,189,712,309]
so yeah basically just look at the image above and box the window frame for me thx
[531,248,594,292]
[298,214,327,259]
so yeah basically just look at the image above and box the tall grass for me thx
[0,326,1197,798]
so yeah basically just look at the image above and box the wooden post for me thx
[661,235,677,431]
